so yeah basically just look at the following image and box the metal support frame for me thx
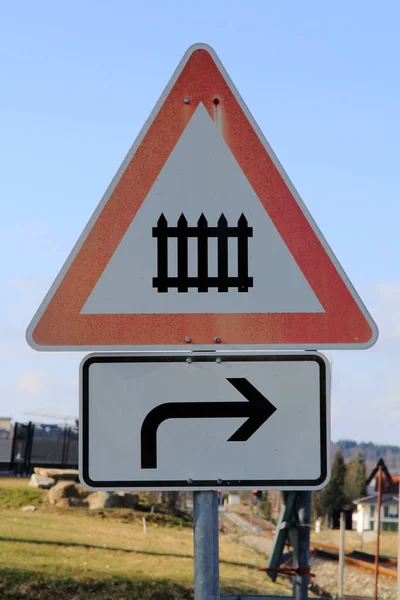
[194,490,220,600]
[265,491,312,600]
[192,489,316,600]
[266,492,298,582]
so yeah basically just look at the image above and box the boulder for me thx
[86,491,140,510]
[29,473,55,489]
[75,484,91,500]
[21,505,37,512]
[86,491,115,510]
[47,481,80,505]
[55,497,85,508]
[54,497,72,508]
[34,467,79,482]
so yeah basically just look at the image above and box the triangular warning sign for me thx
[26,44,378,351]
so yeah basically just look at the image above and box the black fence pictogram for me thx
[152,213,253,293]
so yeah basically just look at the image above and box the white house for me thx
[227,492,241,506]
[352,493,399,532]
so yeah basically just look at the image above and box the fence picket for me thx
[217,213,229,292]
[237,213,250,293]
[197,214,209,292]
[152,214,169,292]
[177,214,189,292]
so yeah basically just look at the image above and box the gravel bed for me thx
[311,556,397,600]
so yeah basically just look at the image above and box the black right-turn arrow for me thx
[140,377,277,469]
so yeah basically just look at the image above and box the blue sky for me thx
[1,1,399,444]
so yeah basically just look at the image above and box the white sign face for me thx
[82,104,323,316]
[80,352,330,491]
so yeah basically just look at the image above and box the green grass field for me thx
[0,478,292,599]
[311,528,398,557]
[0,476,46,509]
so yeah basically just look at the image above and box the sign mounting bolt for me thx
[186,358,192,364]
[185,337,191,343]
[214,337,221,343]
[187,479,193,484]
[184,98,190,104]
[216,358,222,364]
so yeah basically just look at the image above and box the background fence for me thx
[0,422,78,474]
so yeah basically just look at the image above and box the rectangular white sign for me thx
[80,352,330,491]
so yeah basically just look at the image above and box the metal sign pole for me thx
[292,491,312,600]
[193,490,220,600]
[397,480,400,600]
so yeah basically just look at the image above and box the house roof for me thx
[367,459,400,493]
[354,493,399,505]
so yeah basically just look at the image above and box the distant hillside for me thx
[332,440,400,476]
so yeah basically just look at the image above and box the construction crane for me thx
[23,411,78,426]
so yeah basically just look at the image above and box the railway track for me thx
[222,511,398,581]
[310,540,398,579]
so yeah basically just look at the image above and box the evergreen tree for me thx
[312,489,325,520]
[344,451,367,503]
[315,451,347,517]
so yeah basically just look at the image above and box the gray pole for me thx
[338,511,345,598]
[193,490,220,600]
[397,481,400,600]
[292,491,312,600]
[374,466,382,600]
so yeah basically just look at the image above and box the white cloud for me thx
[4,355,82,423]
[17,371,45,396]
